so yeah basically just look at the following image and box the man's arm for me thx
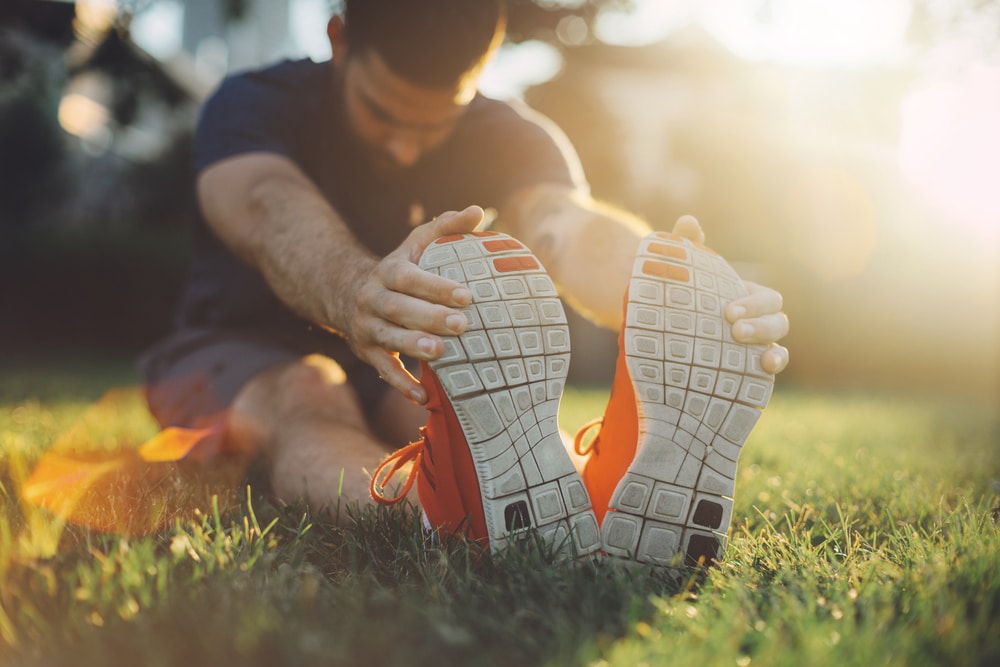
[498,184,790,374]
[197,152,480,402]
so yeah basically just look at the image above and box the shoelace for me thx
[370,430,426,504]
[573,417,604,457]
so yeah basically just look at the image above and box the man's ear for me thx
[327,15,347,65]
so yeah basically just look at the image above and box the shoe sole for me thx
[600,232,774,567]
[419,232,601,558]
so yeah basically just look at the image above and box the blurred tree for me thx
[907,0,1000,56]
[0,0,76,46]
[0,28,71,232]
[505,0,632,44]
[3,0,997,359]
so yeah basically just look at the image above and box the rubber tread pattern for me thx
[419,233,601,557]
[601,232,774,567]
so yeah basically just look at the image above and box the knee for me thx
[276,355,349,400]
[233,354,364,429]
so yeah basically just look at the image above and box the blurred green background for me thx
[1,0,998,403]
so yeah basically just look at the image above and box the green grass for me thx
[0,365,998,667]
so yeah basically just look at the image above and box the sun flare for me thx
[899,63,1000,240]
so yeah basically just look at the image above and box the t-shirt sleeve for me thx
[498,101,589,195]
[193,68,303,174]
[450,98,590,207]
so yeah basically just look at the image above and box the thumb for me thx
[427,205,485,236]
[405,205,485,260]
[671,214,706,245]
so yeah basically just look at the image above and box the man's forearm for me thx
[501,186,651,330]
[199,155,374,335]
[247,174,376,334]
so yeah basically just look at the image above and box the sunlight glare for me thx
[899,63,1000,240]
[58,92,109,138]
[290,0,334,61]
[75,0,118,31]
[698,0,911,66]
[129,0,184,60]
[786,165,879,282]
[479,40,563,100]
[595,0,693,46]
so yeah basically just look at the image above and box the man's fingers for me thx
[725,281,788,346]
[346,206,490,405]
[730,312,790,345]
[726,281,784,322]
[760,344,789,375]
[404,205,484,262]
[671,215,706,245]
[375,205,484,310]
[373,290,468,339]
[379,259,472,309]
[364,348,426,404]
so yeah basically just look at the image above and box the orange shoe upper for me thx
[579,325,639,524]
[416,362,488,541]
[370,361,489,545]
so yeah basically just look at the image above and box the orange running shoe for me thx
[372,232,601,558]
[578,232,775,568]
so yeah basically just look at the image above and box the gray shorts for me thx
[139,328,410,428]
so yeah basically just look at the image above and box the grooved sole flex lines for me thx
[419,232,601,557]
[601,232,775,567]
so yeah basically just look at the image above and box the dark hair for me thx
[342,0,505,88]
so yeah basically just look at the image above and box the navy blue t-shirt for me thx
[176,58,586,352]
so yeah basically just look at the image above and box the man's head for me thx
[328,0,506,173]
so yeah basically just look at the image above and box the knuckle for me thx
[372,259,397,285]
[355,282,380,310]
[406,224,430,247]
[381,294,403,320]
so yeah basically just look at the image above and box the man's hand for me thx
[345,206,484,403]
[198,155,489,401]
[671,215,790,375]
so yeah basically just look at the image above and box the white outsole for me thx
[600,233,775,568]
[419,233,601,557]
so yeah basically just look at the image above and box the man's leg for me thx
[371,382,432,450]
[230,353,428,515]
[142,330,427,516]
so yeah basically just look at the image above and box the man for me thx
[142,0,789,566]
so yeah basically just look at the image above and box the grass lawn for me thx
[0,362,998,666]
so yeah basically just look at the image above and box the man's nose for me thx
[385,133,421,167]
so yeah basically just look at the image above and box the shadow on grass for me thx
[3,493,693,667]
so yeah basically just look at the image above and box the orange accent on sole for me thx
[493,256,540,273]
[416,232,600,559]
[472,231,500,237]
[585,231,775,570]
[483,239,524,253]
[648,242,688,260]
[642,260,690,282]
[435,234,467,244]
